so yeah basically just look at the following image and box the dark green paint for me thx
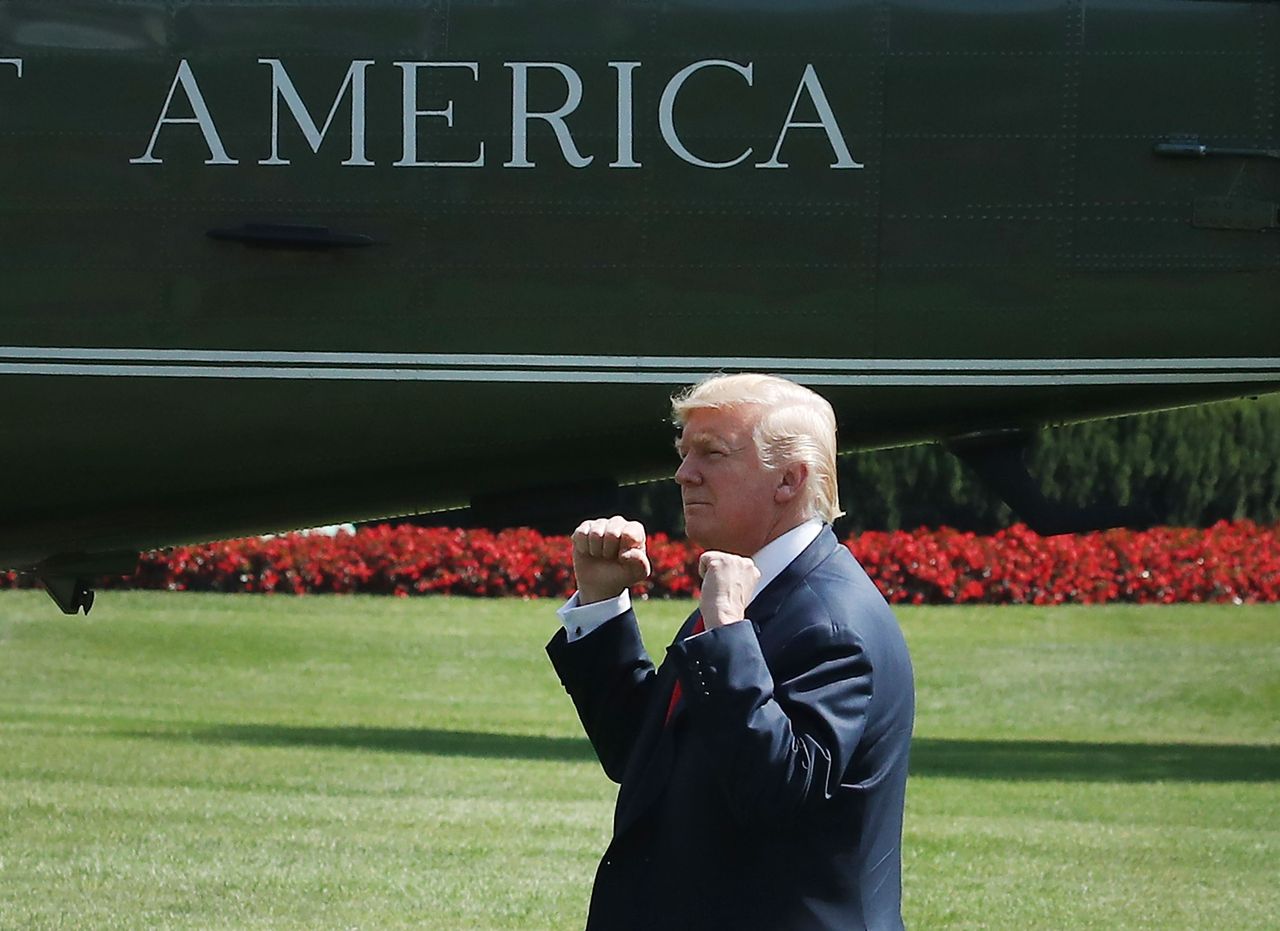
[1,0,1277,569]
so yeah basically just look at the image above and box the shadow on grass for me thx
[128,726,1279,781]
[910,738,1280,783]
[131,724,598,762]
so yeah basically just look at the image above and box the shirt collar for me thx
[749,517,824,602]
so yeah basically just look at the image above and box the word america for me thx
[0,57,862,170]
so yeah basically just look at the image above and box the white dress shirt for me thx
[557,518,825,642]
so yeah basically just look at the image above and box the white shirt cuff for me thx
[557,589,632,642]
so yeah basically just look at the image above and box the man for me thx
[546,373,914,931]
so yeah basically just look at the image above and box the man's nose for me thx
[674,456,699,486]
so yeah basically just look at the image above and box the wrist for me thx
[578,586,625,605]
[703,613,744,630]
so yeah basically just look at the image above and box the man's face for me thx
[674,406,782,555]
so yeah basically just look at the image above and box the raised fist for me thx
[572,516,651,604]
[698,551,761,629]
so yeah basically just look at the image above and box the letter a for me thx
[131,59,238,165]
[757,64,861,170]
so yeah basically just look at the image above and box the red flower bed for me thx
[847,522,1279,605]
[2,522,1277,603]
[123,526,701,599]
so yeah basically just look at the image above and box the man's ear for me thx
[774,462,809,505]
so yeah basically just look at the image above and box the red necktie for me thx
[664,612,705,725]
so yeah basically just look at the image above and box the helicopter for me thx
[1,0,1276,612]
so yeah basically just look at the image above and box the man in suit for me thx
[546,373,914,931]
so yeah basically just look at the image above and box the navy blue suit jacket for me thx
[547,527,914,930]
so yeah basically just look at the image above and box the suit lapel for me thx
[613,605,701,836]
[661,608,703,726]
[743,525,840,629]
[612,529,840,839]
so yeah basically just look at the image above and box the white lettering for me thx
[122,57,862,172]
[609,61,641,169]
[757,64,862,169]
[259,58,374,167]
[393,61,484,168]
[1,58,21,78]
[660,60,753,169]
[504,62,592,169]
[130,59,237,165]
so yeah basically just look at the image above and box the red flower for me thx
[5,522,1277,604]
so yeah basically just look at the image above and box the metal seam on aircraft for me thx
[0,348,1278,372]
[1,362,1279,386]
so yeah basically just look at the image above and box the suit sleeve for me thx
[546,608,659,783]
[665,587,873,827]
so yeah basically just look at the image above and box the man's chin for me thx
[681,510,712,548]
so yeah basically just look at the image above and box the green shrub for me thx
[625,394,1280,533]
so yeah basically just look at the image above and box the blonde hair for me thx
[671,373,844,522]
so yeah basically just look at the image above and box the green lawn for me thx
[0,591,1276,929]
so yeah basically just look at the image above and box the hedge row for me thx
[840,395,1280,532]
[4,522,1276,604]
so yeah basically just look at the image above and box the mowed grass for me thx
[0,592,1276,930]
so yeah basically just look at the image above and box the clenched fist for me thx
[698,551,761,629]
[572,516,652,604]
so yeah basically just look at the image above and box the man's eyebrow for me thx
[676,431,735,451]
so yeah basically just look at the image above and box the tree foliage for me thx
[625,394,1280,533]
